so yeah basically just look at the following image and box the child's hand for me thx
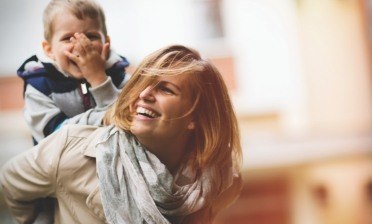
[65,33,110,87]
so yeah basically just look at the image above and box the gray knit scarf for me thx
[96,125,232,224]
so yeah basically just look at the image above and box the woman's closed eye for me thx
[158,85,175,95]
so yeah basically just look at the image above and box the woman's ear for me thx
[187,121,195,130]
[42,40,54,60]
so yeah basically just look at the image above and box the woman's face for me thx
[130,74,195,142]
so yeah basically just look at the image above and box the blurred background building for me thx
[1,0,372,223]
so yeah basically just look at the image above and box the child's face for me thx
[42,11,108,79]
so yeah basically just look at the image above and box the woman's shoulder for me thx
[53,124,108,149]
[62,124,107,138]
[61,124,113,156]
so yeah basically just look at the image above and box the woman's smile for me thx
[135,106,160,119]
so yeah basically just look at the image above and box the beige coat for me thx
[0,125,108,224]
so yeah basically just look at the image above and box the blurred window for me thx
[194,0,224,39]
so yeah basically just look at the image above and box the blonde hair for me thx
[107,44,242,173]
[43,0,107,41]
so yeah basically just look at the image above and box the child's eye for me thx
[87,35,101,41]
[61,36,72,42]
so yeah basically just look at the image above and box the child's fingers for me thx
[72,44,84,58]
[74,33,93,53]
[70,36,77,44]
[72,37,86,57]
[64,50,79,62]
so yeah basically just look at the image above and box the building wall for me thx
[291,156,372,224]
[299,0,372,133]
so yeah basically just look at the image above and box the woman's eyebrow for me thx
[158,80,181,92]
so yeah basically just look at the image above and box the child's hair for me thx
[43,0,107,41]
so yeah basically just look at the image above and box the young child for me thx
[17,0,129,144]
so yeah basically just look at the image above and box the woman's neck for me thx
[138,136,189,174]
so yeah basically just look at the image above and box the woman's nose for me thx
[139,86,155,101]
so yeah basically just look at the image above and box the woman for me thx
[0,45,242,224]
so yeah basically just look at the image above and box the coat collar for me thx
[82,126,108,158]
[83,140,97,158]
[82,125,121,158]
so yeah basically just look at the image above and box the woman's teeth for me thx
[136,107,159,118]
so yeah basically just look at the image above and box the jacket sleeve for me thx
[23,85,67,143]
[59,75,128,127]
[89,76,122,108]
[0,127,68,224]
